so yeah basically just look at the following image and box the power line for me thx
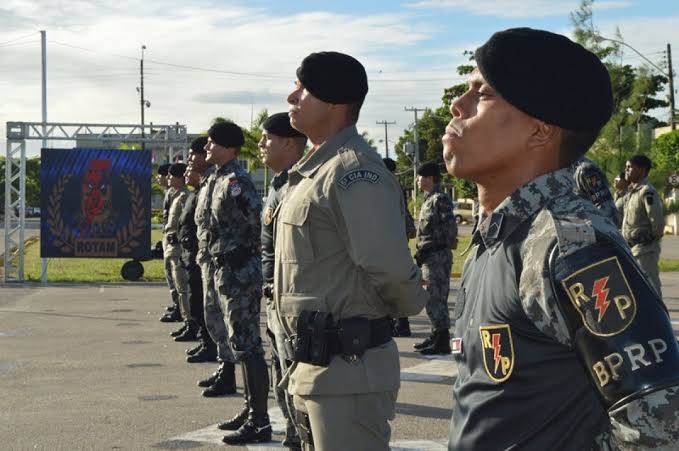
[0,31,38,47]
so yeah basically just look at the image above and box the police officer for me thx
[205,121,271,445]
[277,51,429,451]
[613,170,628,226]
[176,140,213,347]
[164,163,193,339]
[383,157,417,337]
[442,28,679,449]
[622,155,665,298]
[193,133,237,397]
[413,162,457,355]
[571,157,619,226]
[157,163,182,323]
[258,112,306,450]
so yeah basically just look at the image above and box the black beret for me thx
[190,136,208,154]
[475,27,613,131]
[157,163,170,176]
[208,121,244,149]
[169,163,187,177]
[417,162,441,177]
[296,51,368,104]
[262,112,305,138]
[382,158,397,172]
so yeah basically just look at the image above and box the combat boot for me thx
[393,317,412,337]
[170,322,188,337]
[202,361,236,397]
[160,309,182,323]
[419,329,452,355]
[186,343,203,356]
[413,332,435,350]
[219,365,249,430]
[174,320,199,342]
[222,355,271,445]
[198,362,223,388]
[282,422,302,450]
[187,345,217,363]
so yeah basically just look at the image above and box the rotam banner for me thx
[40,148,152,259]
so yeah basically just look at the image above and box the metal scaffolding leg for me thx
[4,140,26,282]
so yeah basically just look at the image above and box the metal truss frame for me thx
[4,121,187,283]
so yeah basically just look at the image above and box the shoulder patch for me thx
[337,169,381,190]
[561,256,637,337]
[229,178,242,197]
[550,213,596,257]
[263,207,274,226]
[338,147,361,171]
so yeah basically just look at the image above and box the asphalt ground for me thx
[1,275,679,450]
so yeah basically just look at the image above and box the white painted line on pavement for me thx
[401,355,457,382]
[391,439,448,450]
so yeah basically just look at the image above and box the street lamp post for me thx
[594,34,675,130]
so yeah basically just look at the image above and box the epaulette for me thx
[547,211,596,258]
[337,146,360,171]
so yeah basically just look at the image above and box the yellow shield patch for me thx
[479,324,514,383]
[561,256,637,337]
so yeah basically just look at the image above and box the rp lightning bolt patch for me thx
[479,324,514,383]
[562,256,637,337]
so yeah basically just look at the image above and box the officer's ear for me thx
[527,119,559,153]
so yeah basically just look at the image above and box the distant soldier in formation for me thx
[164,163,193,339]
[622,154,665,298]
[205,121,271,445]
[413,162,457,355]
[258,112,307,450]
[158,163,183,323]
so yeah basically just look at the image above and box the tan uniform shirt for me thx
[164,187,188,258]
[621,179,664,256]
[274,125,429,397]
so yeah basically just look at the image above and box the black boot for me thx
[222,354,271,445]
[219,364,249,430]
[170,322,188,337]
[160,309,182,323]
[393,317,412,337]
[202,361,237,397]
[174,320,199,342]
[413,331,435,350]
[282,421,302,450]
[186,343,203,356]
[419,329,452,355]
[198,362,223,388]
[187,344,217,363]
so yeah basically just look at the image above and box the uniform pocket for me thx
[279,200,314,264]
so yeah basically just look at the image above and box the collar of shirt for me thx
[424,186,441,199]
[217,159,241,176]
[630,177,649,193]
[472,167,575,249]
[271,170,289,191]
[291,125,358,180]
[200,166,215,186]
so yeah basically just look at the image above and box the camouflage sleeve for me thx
[436,194,458,246]
[643,189,665,240]
[234,177,262,249]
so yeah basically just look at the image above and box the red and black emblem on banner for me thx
[561,256,637,337]
[479,324,514,383]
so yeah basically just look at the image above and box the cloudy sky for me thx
[1,0,677,158]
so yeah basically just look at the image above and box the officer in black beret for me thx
[413,162,457,354]
[279,51,428,450]
[251,111,306,450]
[443,27,679,449]
[158,162,183,322]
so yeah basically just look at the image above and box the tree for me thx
[648,130,679,193]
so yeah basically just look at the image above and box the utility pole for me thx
[668,43,676,130]
[376,120,396,158]
[40,30,48,283]
[140,45,146,151]
[405,107,427,216]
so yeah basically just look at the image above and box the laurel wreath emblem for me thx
[46,172,146,255]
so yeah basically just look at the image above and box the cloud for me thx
[404,0,632,18]
[193,90,289,105]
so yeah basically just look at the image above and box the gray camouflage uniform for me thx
[165,186,190,319]
[416,186,457,331]
[163,187,180,308]
[195,166,234,364]
[621,178,665,298]
[571,157,619,227]
[208,159,264,360]
[449,168,679,450]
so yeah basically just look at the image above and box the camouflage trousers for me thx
[169,256,191,320]
[163,253,179,308]
[421,249,452,331]
[198,258,235,363]
[266,301,299,444]
[633,245,662,300]
[214,256,264,361]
